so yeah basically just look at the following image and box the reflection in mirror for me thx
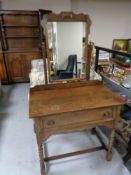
[47,22,87,81]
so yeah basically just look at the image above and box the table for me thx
[29,80,124,175]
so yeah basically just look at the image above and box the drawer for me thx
[44,107,113,129]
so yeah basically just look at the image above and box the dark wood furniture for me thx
[29,80,124,175]
[0,10,51,84]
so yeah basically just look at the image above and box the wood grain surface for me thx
[29,84,124,118]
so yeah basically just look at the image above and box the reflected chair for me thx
[57,54,77,79]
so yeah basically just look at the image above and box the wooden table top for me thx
[29,82,124,118]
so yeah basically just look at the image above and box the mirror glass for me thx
[47,22,87,81]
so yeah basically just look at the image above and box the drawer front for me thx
[44,107,113,129]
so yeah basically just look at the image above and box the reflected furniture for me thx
[43,11,91,83]
[56,54,77,79]
[29,80,124,175]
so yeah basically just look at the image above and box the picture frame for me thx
[112,39,128,52]
[128,39,131,53]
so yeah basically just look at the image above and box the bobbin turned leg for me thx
[106,129,115,161]
[38,141,45,175]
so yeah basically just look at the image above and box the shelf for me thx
[110,58,131,72]
[0,48,41,53]
[0,9,45,84]
[5,36,40,39]
[101,73,131,106]
[3,25,39,28]
[110,58,131,68]
[98,60,109,66]
[0,10,38,15]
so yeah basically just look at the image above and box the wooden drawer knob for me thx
[47,120,55,126]
[103,111,111,118]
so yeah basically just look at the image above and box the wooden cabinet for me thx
[5,51,42,82]
[5,53,26,82]
[0,10,51,84]
[0,53,8,83]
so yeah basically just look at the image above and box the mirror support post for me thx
[38,10,52,85]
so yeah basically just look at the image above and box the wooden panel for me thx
[31,80,102,91]
[5,51,41,82]
[0,10,38,15]
[3,15,38,26]
[5,52,26,82]
[7,38,40,49]
[35,119,115,142]
[24,51,42,80]
[5,27,40,37]
[0,53,8,82]
[29,84,124,117]
[43,107,113,129]
[0,40,2,50]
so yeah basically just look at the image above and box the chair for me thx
[57,54,77,79]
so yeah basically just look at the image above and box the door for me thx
[5,51,42,82]
[0,53,8,83]
[5,52,26,82]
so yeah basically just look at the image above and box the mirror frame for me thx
[44,11,92,83]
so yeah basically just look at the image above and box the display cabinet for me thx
[95,46,131,91]
[95,46,131,163]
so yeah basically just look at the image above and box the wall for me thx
[57,22,83,70]
[0,1,1,9]
[1,0,131,48]
[125,16,131,39]
[71,0,131,48]
[1,0,71,12]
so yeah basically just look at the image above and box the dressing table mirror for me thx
[44,12,91,83]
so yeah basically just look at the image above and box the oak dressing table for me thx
[29,80,124,175]
[29,11,124,175]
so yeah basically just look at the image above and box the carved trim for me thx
[47,11,91,34]
[48,12,91,21]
